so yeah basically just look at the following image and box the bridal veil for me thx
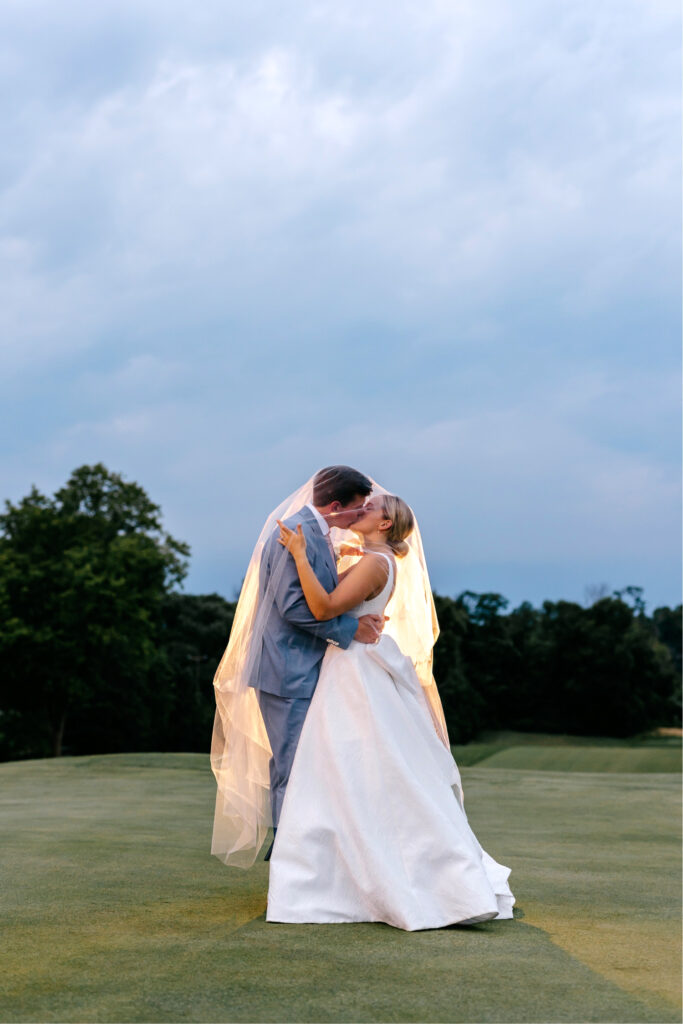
[210,470,449,868]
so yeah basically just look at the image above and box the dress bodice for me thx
[347,550,395,619]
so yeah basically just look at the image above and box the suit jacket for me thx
[249,505,358,699]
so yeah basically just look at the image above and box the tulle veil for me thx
[210,470,449,869]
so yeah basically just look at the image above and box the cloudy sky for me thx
[1,0,680,612]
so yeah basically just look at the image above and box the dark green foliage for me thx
[0,464,679,758]
[153,591,236,752]
[651,604,683,717]
[431,594,484,743]
[433,589,681,741]
[0,465,190,759]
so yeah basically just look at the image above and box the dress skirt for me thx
[266,635,515,931]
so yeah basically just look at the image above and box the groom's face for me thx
[330,494,369,530]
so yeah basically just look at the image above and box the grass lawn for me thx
[451,729,682,771]
[1,744,681,1023]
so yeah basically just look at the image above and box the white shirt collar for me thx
[305,503,330,536]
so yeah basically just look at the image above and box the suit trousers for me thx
[256,689,311,827]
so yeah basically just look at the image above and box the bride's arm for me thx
[336,545,364,583]
[276,521,388,621]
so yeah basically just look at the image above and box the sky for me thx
[1,0,680,613]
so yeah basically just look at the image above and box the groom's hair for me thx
[313,466,372,506]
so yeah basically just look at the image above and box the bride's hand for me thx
[276,520,307,559]
[338,544,363,558]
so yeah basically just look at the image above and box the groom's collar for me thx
[305,503,330,536]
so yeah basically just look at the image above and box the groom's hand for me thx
[354,614,386,644]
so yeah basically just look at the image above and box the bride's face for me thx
[330,494,371,530]
[351,498,390,537]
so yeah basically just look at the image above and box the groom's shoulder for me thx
[282,506,316,531]
[282,509,304,528]
[265,506,316,552]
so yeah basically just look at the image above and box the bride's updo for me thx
[380,495,415,558]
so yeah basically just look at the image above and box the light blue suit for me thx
[249,505,358,826]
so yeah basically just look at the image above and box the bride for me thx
[265,492,515,930]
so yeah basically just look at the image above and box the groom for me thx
[250,465,384,860]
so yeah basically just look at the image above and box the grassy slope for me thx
[0,751,680,1024]
[452,730,682,771]
[473,745,681,772]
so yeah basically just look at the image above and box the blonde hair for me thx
[380,495,414,558]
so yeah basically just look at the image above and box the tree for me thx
[153,591,236,752]
[431,588,680,741]
[0,464,189,757]
[651,604,682,675]
[432,594,483,743]
[454,591,518,730]
[529,596,675,736]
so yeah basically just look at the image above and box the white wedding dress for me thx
[266,552,515,931]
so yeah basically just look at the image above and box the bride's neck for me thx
[362,533,390,551]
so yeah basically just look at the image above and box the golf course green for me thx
[1,738,680,1023]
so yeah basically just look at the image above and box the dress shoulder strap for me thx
[365,549,394,590]
[362,548,394,573]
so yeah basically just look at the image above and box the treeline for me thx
[0,465,679,760]
[432,590,680,743]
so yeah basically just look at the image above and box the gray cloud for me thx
[0,0,679,609]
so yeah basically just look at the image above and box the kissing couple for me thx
[211,465,514,930]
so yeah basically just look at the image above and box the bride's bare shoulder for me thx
[356,551,391,597]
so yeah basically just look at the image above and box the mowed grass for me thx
[452,729,682,773]
[474,745,680,772]
[0,746,681,1024]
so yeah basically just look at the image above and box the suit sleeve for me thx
[265,530,358,649]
